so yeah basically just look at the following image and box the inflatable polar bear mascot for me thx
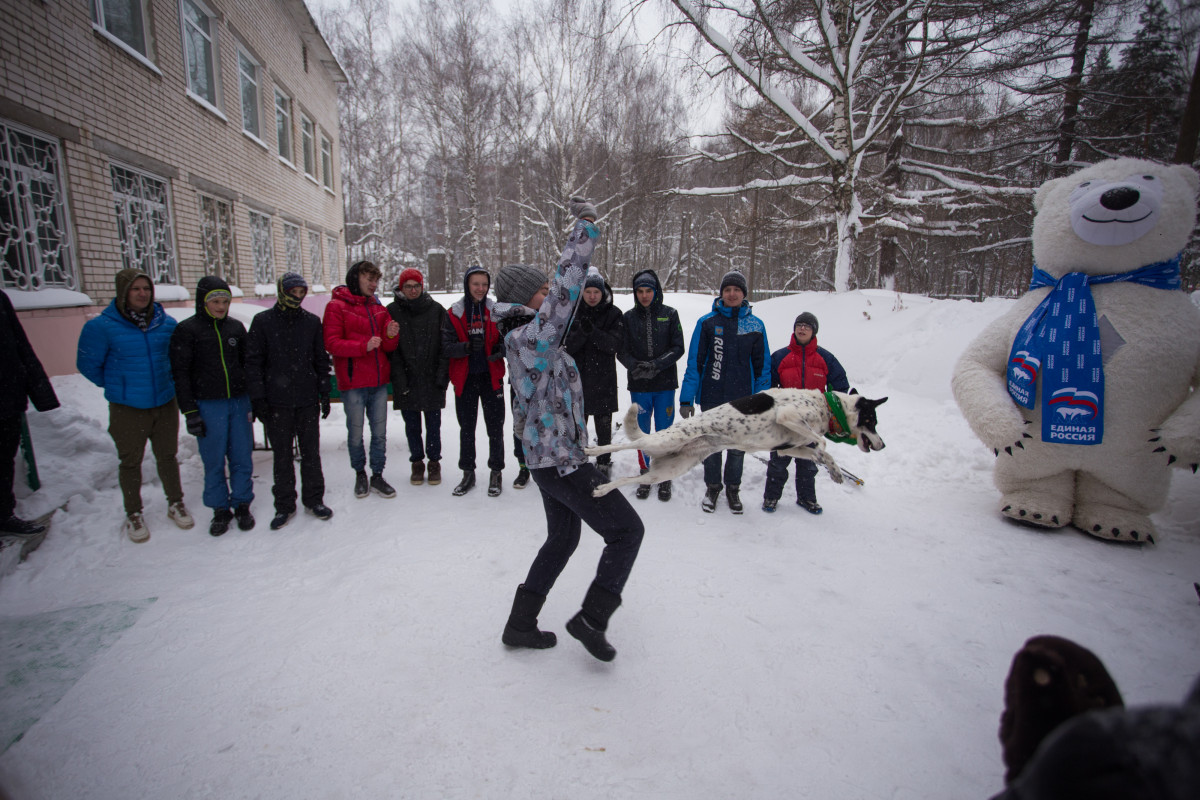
[953,158,1200,544]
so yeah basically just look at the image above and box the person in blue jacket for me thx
[76,268,192,543]
[678,270,770,514]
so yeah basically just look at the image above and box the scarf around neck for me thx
[1006,255,1181,445]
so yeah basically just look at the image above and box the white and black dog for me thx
[586,388,887,497]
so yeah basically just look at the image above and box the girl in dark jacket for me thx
[169,276,255,536]
[564,272,624,477]
[387,268,449,487]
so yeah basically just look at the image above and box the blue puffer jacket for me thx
[77,300,177,409]
[679,299,770,409]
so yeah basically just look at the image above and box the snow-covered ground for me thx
[1,290,1198,800]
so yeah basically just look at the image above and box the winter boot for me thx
[501,584,558,649]
[488,469,503,497]
[370,473,396,498]
[234,503,255,531]
[798,498,823,515]
[566,582,623,662]
[269,510,295,531]
[726,485,744,515]
[354,470,370,499]
[1,515,47,537]
[427,460,441,485]
[209,508,233,537]
[452,470,476,496]
[762,497,778,513]
[634,468,652,500]
[701,483,722,513]
[305,504,334,521]
[512,466,530,489]
[657,480,672,502]
[410,460,425,486]
[596,455,612,480]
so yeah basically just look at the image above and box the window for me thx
[301,116,316,178]
[282,222,302,275]
[1,121,78,291]
[307,230,323,287]
[274,90,292,163]
[320,135,333,190]
[110,164,178,285]
[248,211,274,284]
[238,50,261,140]
[91,0,153,61]
[326,234,339,281]
[198,195,234,280]
[180,0,219,109]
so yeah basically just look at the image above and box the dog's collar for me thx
[823,391,857,445]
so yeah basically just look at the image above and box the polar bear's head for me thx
[1031,158,1199,278]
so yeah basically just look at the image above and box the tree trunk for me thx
[1175,47,1200,164]
[1055,0,1096,171]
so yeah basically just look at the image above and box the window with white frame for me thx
[320,135,333,190]
[198,195,234,280]
[307,230,323,287]
[248,211,274,284]
[274,90,292,163]
[301,115,316,178]
[1,121,78,291]
[326,234,339,281]
[282,222,302,275]
[238,49,261,139]
[110,164,178,286]
[180,0,220,109]
[91,0,154,60]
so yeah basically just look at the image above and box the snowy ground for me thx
[1,290,1198,800]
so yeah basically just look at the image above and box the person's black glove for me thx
[467,338,482,355]
[185,412,206,438]
[252,399,270,422]
[631,361,655,381]
[577,317,594,335]
[320,396,331,419]
[569,197,598,221]
[487,352,505,362]
[678,404,694,419]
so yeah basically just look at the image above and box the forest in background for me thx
[315,0,1200,297]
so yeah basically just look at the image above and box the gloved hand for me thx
[576,317,594,335]
[252,399,270,422]
[679,404,694,419]
[631,361,655,381]
[487,351,505,362]
[185,412,206,438]
[320,396,331,419]
[467,338,482,355]
[569,197,598,221]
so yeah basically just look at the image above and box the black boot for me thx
[488,469,503,497]
[634,467,651,500]
[726,485,743,515]
[512,466,530,489]
[657,480,672,502]
[566,582,622,662]
[452,470,476,496]
[502,584,557,649]
[701,483,721,513]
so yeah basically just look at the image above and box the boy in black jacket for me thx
[245,272,333,530]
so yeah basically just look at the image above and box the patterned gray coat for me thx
[500,218,599,470]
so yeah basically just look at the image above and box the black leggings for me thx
[523,463,644,597]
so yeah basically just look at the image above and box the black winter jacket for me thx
[168,276,248,415]
[0,289,59,419]
[244,303,331,408]
[564,280,624,415]
[618,269,685,393]
[386,291,449,412]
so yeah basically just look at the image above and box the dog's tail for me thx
[622,404,644,442]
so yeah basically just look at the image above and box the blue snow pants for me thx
[196,395,254,510]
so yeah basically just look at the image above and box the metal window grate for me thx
[110,164,178,286]
[1,121,78,291]
[249,210,274,284]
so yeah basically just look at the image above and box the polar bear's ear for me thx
[1033,176,1066,212]
[1168,163,1200,196]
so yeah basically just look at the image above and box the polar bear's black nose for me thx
[1100,187,1140,210]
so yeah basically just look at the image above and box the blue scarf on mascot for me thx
[1006,254,1182,445]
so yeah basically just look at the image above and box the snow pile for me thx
[1,290,1197,799]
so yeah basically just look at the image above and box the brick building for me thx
[1,0,347,374]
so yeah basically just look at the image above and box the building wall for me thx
[1,0,346,316]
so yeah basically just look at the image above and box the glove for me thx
[467,338,482,355]
[185,413,206,438]
[569,196,598,221]
[679,404,694,419]
[577,317,594,335]
[487,351,505,362]
[321,396,331,419]
[631,362,655,381]
[252,399,270,422]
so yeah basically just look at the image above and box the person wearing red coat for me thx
[323,260,400,499]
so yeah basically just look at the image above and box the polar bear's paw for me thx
[1073,503,1157,545]
[1148,428,1200,475]
[999,492,1071,529]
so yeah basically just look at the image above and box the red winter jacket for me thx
[771,335,849,393]
[323,285,399,391]
[444,299,505,395]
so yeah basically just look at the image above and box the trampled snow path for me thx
[1,290,1197,799]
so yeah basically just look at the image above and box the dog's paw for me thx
[824,462,844,484]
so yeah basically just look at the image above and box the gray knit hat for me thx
[494,264,547,305]
[720,270,748,295]
[794,312,819,334]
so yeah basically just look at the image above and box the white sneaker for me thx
[167,501,195,530]
[123,512,150,543]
